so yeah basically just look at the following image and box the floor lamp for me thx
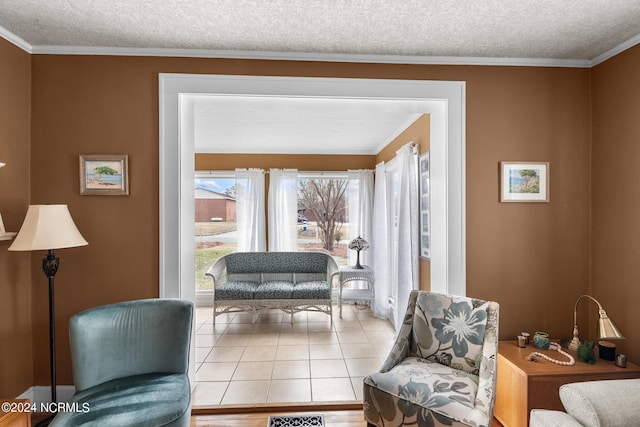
[9,205,88,405]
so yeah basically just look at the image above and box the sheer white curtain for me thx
[372,162,391,320]
[394,144,420,329]
[268,168,298,251]
[371,144,420,328]
[235,168,266,252]
[347,169,374,267]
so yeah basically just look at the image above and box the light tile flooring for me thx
[191,304,396,407]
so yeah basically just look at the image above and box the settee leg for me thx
[330,303,333,325]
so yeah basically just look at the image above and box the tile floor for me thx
[191,304,396,407]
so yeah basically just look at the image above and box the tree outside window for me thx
[297,177,348,265]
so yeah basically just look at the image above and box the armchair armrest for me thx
[560,379,640,426]
[379,291,418,373]
[530,410,583,427]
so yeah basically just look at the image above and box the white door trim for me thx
[159,74,466,302]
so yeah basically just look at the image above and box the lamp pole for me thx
[43,249,60,404]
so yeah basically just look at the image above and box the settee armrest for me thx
[530,410,583,427]
[205,256,228,288]
[326,255,339,286]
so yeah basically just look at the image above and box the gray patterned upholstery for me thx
[216,281,260,300]
[293,281,332,299]
[206,252,339,323]
[254,281,294,299]
[224,251,329,274]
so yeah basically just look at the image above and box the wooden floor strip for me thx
[190,407,503,427]
[190,408,368,427]
[192,401,363,416]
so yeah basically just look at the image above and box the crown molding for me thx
[0,25,32,53]
[30,44,592,68]
[590,33,640,67]
[1,22,638,69]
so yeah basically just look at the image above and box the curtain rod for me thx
[195,169,374,176]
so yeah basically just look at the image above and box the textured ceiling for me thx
[1,0,640,64]
[3,1,640,154]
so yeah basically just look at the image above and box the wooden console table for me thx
[0,400,31,427]
[495,340,640,427]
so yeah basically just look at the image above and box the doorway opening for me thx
[159,74,466,407]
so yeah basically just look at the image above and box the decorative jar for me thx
[533,331,550,350]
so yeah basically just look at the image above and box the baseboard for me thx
[17,386,75,405]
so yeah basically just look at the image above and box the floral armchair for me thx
[363,291,499,427]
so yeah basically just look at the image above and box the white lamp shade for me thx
[8,205,88,251]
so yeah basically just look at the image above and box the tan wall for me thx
[0,38,33,397]
[375,115,431,291]
[24,55,592,386]
[591,45,640,363]
[465,66,591,342]
[196,153,376,171]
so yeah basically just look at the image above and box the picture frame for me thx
[419,151,430,259]
[79,154,129,196]
[500,161,549,202]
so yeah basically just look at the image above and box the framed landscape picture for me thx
[500,161,548,202]
[80,154,129,195]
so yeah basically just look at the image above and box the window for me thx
[194,172,237,292]
[194,170,371,294]
[297,173,349,266]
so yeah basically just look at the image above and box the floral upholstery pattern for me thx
[410,293,489,375]
[364,291,499,427]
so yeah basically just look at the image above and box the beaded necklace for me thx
[525,342,575,366]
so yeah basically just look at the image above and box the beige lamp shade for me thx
[8,205,88,251]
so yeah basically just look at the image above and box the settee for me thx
[206,251,338,323]
[529,378,640,427]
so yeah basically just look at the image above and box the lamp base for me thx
[558,338,573,350]
[354,251,363,269]
[568,337,581,352]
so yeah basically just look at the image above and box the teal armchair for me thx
[50,298,193,427]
